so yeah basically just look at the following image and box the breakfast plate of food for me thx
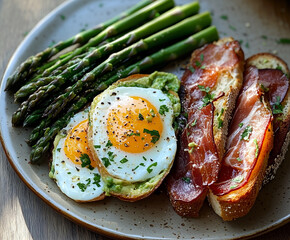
[1,0,290,239]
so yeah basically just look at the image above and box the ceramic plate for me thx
[1,0,289,239]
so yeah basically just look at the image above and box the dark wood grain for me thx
[0,0,289,239]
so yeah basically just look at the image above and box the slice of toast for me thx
[208,66,274,221]
[88,72,181,201]
[166,37,244,217]
[246,53,290,184]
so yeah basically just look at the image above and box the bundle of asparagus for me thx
[6,0,219,163]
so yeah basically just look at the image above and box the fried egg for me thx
[50,109,105,202]
[88,86,177,182]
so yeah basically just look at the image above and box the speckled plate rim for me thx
[0,0,289,239]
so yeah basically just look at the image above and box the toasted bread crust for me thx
[208,123,274,221]
[211,37,245,161]
[168,37,244,217]
[88,74,176,202]
[246,53,290,184]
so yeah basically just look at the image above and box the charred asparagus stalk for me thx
[5,0,158,91]
[29,26,218,163]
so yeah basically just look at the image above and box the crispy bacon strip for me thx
[167,40,243,216]
[258,69,290,166]
[242,66,290,168]
[210,67,273,196]
[166,104,217,216]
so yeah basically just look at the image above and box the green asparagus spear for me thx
[30,26,218,163]
[14,2,199,102]
[43,12,212,119]
[5,0,157,91]
[39,0,174,77]
[14,53,94,102]
[12,11,211,126]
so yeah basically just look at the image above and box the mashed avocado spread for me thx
[100,71,180,198]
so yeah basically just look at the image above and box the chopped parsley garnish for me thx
[217,108,224,129]
[128,132,140,137]
[239,122,244,128]
[200,53,204,62]
[93,173,101,187]
[147,162,157,173]
[77,178,91,192]
[189,66,195,73]
[142,156,147,161]
[159,99,166,102]
[159,105,169,115]
[101,157,110,167]
[140,163,145,167]
[245,42,250,48]
[200,65,206,69]
[143,129,160,144]
[182,177,191,183]
[80,154,94,170]
[57,148,61,152]
[120,158,128,163]
[60,15,66,20]
[241,125,253,141]
[277,38,290,44]
[272,96,284,114]
[254,139,259,158]
[198,85,215,108]
[195,60,201,67]
[230,184,238,190]
[220,15,228,20]
[150,109,156,117]
[108,151,116,162]
[188,141,198,153]
[138,113,144,120]
[232,175,244,183]
[237,157,242,162]
[94,145,101,149]
[276,65,282,71]
[191,119,197,127]
[132,165,139,171]
[260,84,269,92]
[106,140,113,147]
[67,172,71,174]
[77,182,87,192]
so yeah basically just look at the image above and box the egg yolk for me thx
[64,119,97,168]
[107,96,163,153]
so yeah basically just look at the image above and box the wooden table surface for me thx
[0,0,289,239]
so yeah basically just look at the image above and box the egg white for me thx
[50,109,104,202]
[90,87,177,182]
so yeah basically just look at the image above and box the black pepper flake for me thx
[76,137,80,140]
[101,102,104,105]
[116,97,120,100]
[111,92,117,96]
[75,167,80,171]
[124,143,129,147]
